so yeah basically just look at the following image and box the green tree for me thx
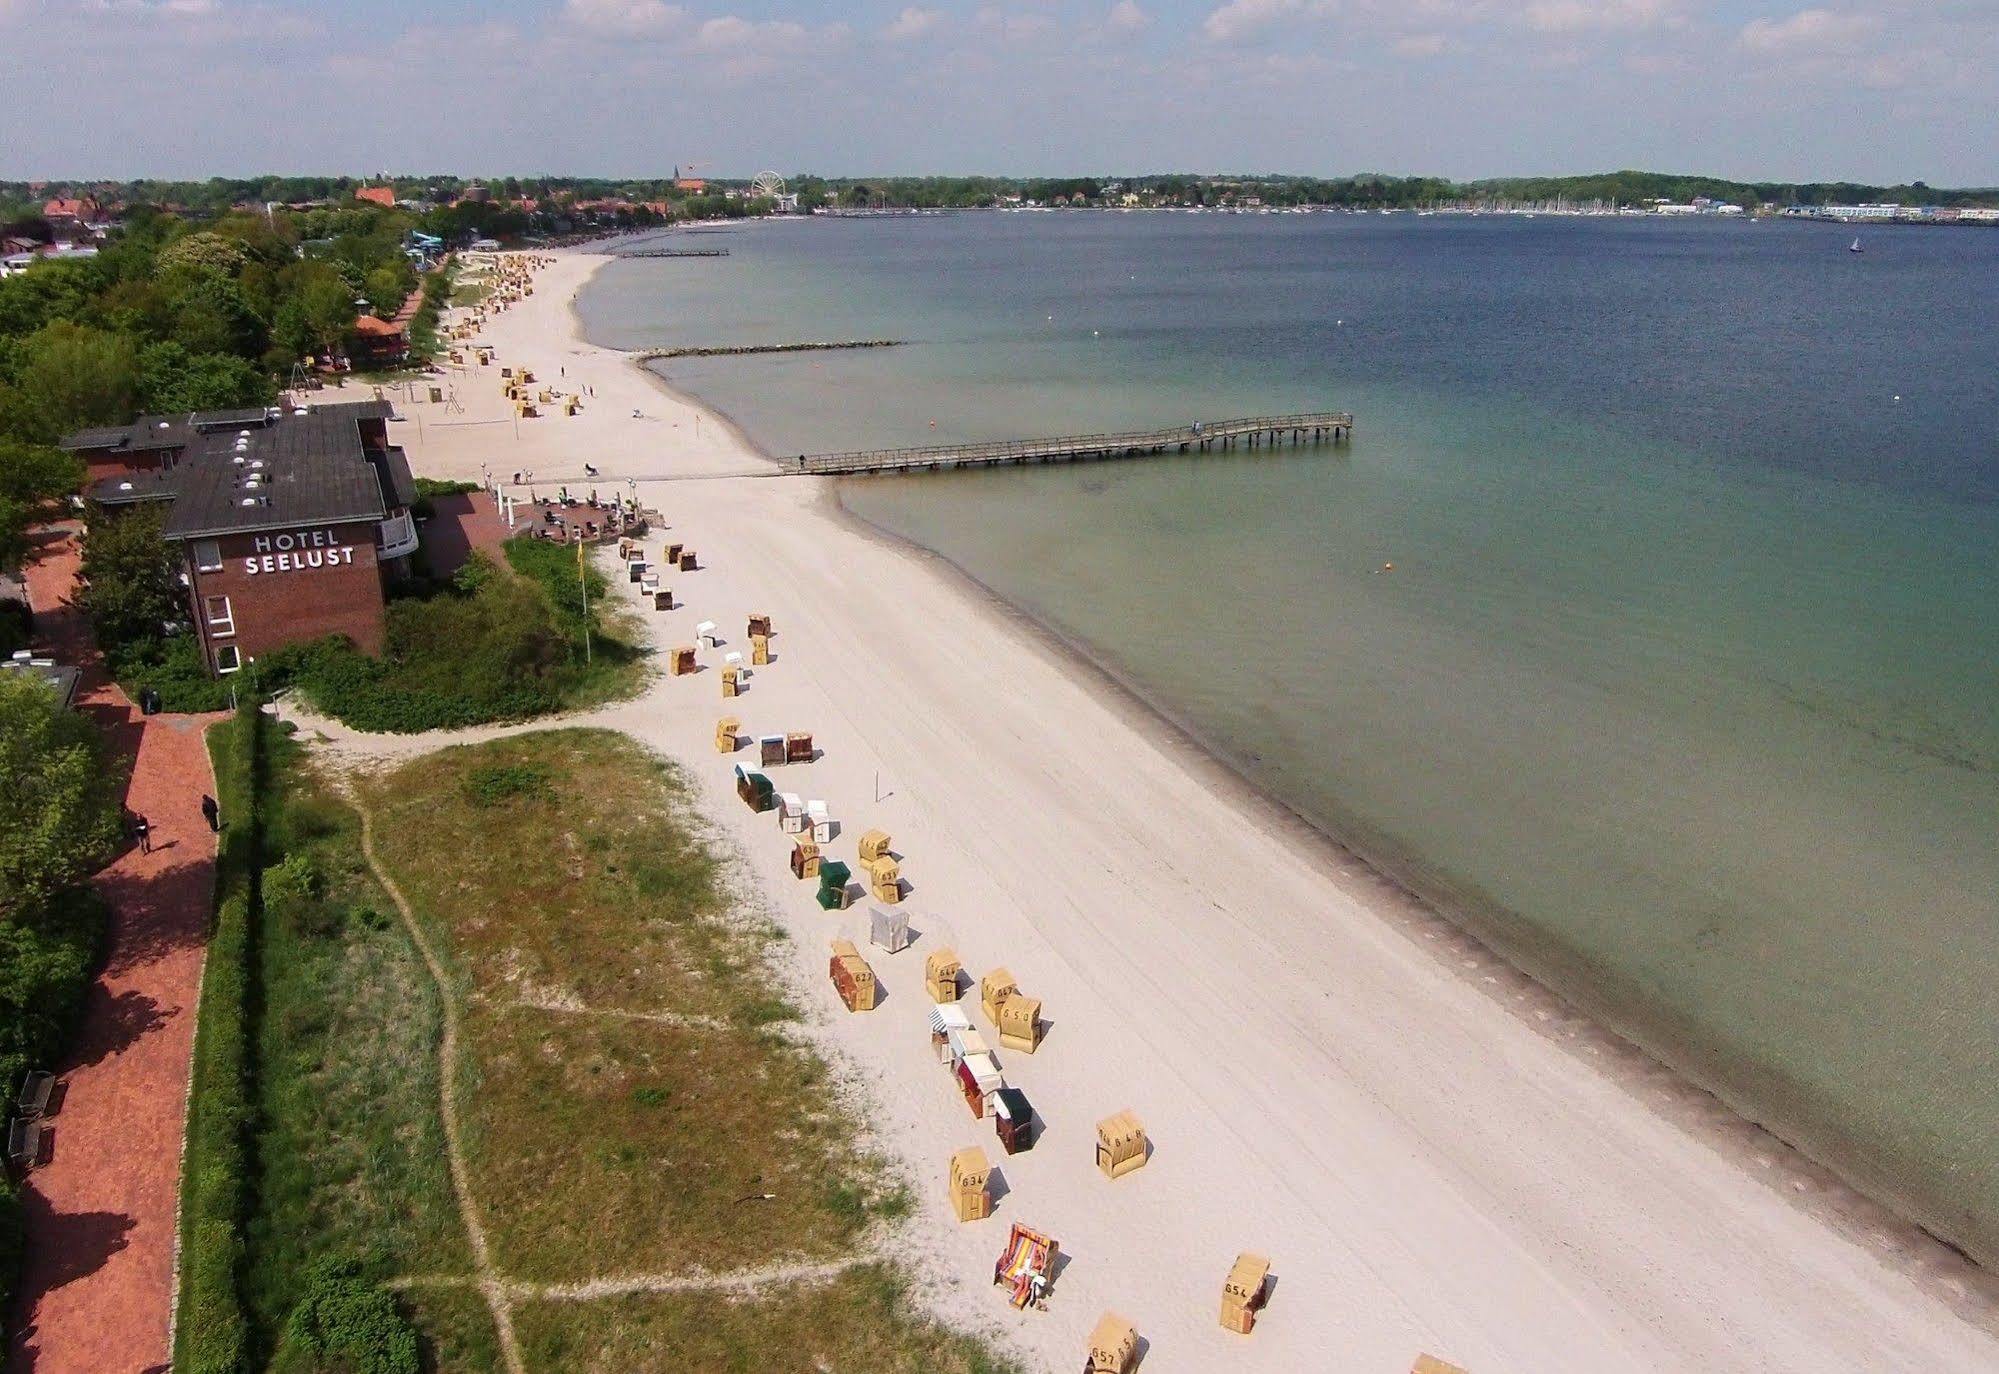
[0,439,84,572]
[0,671,122,920]
[76,502,184,652]
[157,231,249,279]
[362,265,408,319]
[10,322,139,442]
[167,275,266,358]
[136,342,274,414]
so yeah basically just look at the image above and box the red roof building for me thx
[355,185,397,207]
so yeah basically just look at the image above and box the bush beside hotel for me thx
[174,704,262,1374]
[256,546,635,733]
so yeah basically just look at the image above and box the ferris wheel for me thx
[750,170,787,201]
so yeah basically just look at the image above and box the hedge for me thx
[172,703,265,1374]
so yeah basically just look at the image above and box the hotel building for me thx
[81,400,421,675]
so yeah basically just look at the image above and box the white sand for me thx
[386,251,1999,1373]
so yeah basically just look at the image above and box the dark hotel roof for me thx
[59,407,279,454]
[75,400,408,539]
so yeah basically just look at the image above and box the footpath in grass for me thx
[182,722,1017,1372]
[359,731,897,1284]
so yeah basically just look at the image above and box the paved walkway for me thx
[8,525,223,1374]
[416,489,508,578]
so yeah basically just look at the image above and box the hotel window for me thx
[193,539,223,572]
[204,594,234,637]
[215,645,241,674]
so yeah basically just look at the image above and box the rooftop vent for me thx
[118,481,133,491]
[240,497,260,507]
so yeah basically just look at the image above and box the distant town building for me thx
[78,401,421,674]
[674,177,707,194]
[355,184,398,207]
[41,196,102,235]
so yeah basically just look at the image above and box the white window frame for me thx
[193,539,223,572]
[203,594,235,637]
[215,644,241,674]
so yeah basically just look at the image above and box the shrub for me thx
[105,631,234,714]
[270,1257,419,1374]
[0,670,122,919]
[174,705,265,1374]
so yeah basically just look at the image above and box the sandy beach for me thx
[379,249,1999,1373]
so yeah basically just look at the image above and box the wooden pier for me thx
[792,412,1353,476]
[625,248,730,259]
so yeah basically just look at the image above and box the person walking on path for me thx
[133,814,151,855]
[200,794,219,833]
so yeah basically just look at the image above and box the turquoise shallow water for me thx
[578,213,1999,1262]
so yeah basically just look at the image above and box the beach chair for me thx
[992,1222,1058,1310]
[1096,1111,1148,1180]
[993,1085,1034,1155]
[778,792,806,834]
[807,800,834,844]
[870,905,910,954]
[925,946,961,1003]
[1084,1312,1139,1374]
[950,1146,992,1222]
[696,619,719,646]
[816,860,853,911]
[828,938,877,1012]
[1221,1251,1272,1334]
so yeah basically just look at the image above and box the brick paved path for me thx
[8,526,223,1374]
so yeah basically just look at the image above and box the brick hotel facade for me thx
[82,400,421,674]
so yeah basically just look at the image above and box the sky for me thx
[2,0,1994,185]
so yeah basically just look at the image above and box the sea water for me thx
[578,212,1999,1262]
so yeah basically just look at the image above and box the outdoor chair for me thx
[7,1117,47,1170]
[17,1070,55,1120]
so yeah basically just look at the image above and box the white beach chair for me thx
[778,792,806,834]
[807,800,834,844]
[696,619,719,647]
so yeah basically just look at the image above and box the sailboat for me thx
[1849,236,1863,253]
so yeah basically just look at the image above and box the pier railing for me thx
[793,412,1353,476]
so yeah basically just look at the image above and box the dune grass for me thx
[350,729,1016,1370]
[510,1263,1018,1374]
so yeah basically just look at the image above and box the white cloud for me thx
[696,14,809,50]
[1737,8,1878,55]
[1521,0,1681,33]
[1202,0,1300,44]
[881,5,941,40]
[1105,0,1151,34]
[973,7,1056,41]
[563,0,686,39]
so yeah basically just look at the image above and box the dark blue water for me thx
[580,211,1999,1266]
